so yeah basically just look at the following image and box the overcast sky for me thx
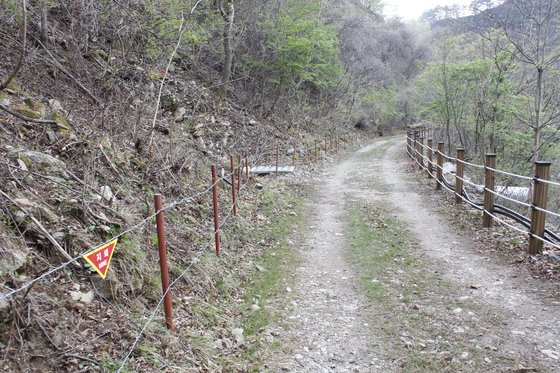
[382,0,473,21]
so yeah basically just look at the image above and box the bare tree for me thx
[479,0,560,162]
[0,0,27,91]
[215,0,235,98]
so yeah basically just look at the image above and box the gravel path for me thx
[267,141,389,372]
[267,136,560,372]
[381,137,560,369]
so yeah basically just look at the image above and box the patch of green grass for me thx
[346,201,537,372]
[100,355,131,373]
[239,182,305,366]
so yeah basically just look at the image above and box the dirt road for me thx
[267,136,560,372]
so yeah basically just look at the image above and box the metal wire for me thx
[485,166,534,181]
[406,142,560,249]
[0,169,236,301]
[116,172,251,372]
[532,205,560,219]
[539,178,560,188]
[457,158,485,169]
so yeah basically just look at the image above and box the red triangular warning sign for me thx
[83,239,117,279]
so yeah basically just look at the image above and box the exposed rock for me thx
[80,291,95,304]
[24,98,46,117]
[248,119,258,126]
[0,222,29,276]
[0,92,10,107]
[231,328,244,346]
[174,107,187,122]
[541,349,559,360]
[256,264,267,272]
[453,326,465,334]
[99,186,114,202]
[69,289,94,304]
[48,99,64,113]
[212,338,232,350]
[10,149,66,174]
[16,159,28,172]
[438,351,453,361]
[4,80,21,94]
[12,197,59,223]
[255,183,264,190]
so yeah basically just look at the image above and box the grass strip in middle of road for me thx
[346,201,539,372]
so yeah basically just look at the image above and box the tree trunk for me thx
[533,67,543,162]
[1,0,27,91]
[41,6,48,47]
[220,0,235,98]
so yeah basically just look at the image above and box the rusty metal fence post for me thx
[455,148,464,204]
[436,142,444,190]
[230,155,237,216]
[154,194,174,331]
[314,140,318,162]
[211,165,221,256]
[275,144,279,174]
[427,138,433,178]
[483,154,496,228]
[529,161,552,254]
[237,155,242,191]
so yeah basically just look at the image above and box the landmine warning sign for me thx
[82,239,117,279]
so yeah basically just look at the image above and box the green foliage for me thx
[251,0,343,91]
[360,87,398,126]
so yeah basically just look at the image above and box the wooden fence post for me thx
[483,154,496,228]
[529,161,551,254]
[427,138,433,178]
[436,142,444,190]
[455,148,465,204]
[406,132,411,155]
[418,136,424,170]
[412,131,418,161]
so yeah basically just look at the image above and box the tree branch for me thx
[33,37,101,105]
[0,103,62,126]
[0,0,27,91]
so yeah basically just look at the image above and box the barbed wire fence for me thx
[0,130,366,371]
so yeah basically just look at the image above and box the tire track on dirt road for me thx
[267,136,560,372]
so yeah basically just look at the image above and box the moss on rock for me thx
[14,104,42,119]
[51,111,71,131]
